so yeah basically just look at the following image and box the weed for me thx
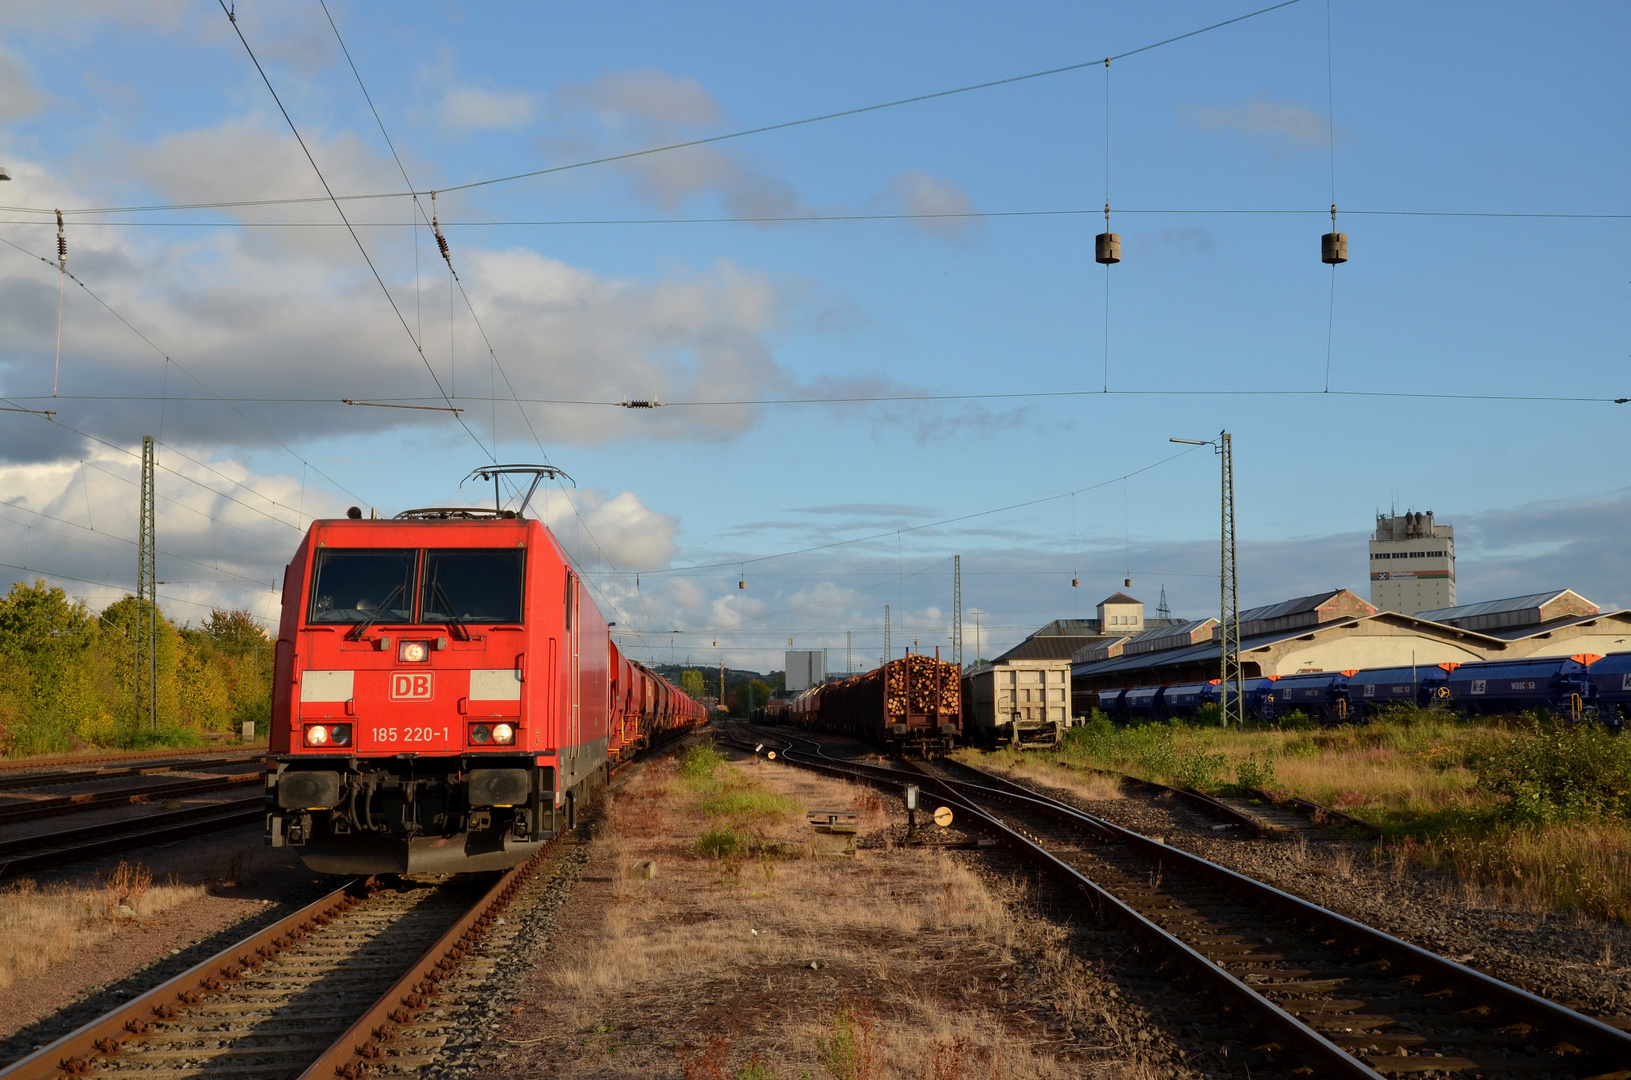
[106,861,152,910]
[694,826,742,859]
[1233,752,1277,793]
[739,1054,777,1080]
[698,789,801,821]
[679,739,728,785]
[1468,719,1631,822]
[817,1001,884,1080]
[678,1034,733,1080]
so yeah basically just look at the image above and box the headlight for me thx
[398,640,429,663]
[470,723,492,745]
[304,724,351,748]
[492,723,515,745]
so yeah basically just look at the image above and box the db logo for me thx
[391,672,435,701]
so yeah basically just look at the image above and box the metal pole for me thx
[884,605,891,665]
[136,435,158,732]
[1219,432,1243,728]
[952,555,963,669]
[846,630,852,675]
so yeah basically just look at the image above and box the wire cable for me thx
[215,0,488,457]
[9,0,1307,219]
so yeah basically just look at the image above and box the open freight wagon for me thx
[795,653,962,755]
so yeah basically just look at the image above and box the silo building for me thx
[1369,511,1455,615]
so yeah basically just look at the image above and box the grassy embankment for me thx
[967,708,1631,923]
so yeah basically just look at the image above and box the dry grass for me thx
[962,751,1125,803]
[0,861,206,990]
[1408,821,1631,922]
[522,745,1182,1079]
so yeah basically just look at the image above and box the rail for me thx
[731,723,1631,1077]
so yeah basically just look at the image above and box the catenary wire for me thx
[214,0,489,459]
[3,0,1305,219]
[0,231,368,507]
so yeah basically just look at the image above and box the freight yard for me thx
[1,2,1627,1079]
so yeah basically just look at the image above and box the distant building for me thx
[784,649,827,694]
[1370,510,1455,614]
[1097,592,1144,634]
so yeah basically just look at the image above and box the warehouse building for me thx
[1071,589,1499,693]
[1416,590,1631,660]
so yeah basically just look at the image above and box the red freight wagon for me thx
[266,466,704,874]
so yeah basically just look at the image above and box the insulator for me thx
[55,209,66,269]
[1322,231,1348,264]
[435,229,450,262]
[1095,232,1121,265]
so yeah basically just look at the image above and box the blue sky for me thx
[0,1,1625,667]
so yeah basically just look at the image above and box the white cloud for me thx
[548,66,813,222]
[1182,95,1337,151]
[0,444,328,627]
[891,169,980,241]
[0,48,47,123]
[438,86,534,131]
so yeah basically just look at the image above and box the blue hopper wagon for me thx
[1273,671,1356,721]
[1346,664,1457,713]
[1446,655,1598,719]
[1122,685,1167,721]
[1588,651,1631,731]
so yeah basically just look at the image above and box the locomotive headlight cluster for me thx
[304,723,352,748]
[398,640,430,663]
[469,722,516,746]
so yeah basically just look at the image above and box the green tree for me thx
[680,669,706,699]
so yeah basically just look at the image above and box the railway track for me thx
[0,746,265,775]
[0,847,559,1080]
[735,724,1631,1078]
[0,796,266,879]
[0,771,263,826]
[0,754,264,793]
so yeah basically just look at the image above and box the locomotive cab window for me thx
[309,549,418,624]
[421,549,525,625]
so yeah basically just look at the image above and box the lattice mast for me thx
[883,605,891,667]
[136,435,158,731]
[952,555,963,669]
[1218,432,1244,727]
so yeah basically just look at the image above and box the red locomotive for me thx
[266,466,706,874]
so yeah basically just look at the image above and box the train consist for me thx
[787,653,962,754]
[1093,651,1628,728]
[266,467,707,875]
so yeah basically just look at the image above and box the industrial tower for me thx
[136,435,158,731]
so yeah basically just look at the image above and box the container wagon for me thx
[963,658,1071,747]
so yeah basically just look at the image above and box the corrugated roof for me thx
[1416,590,1580,624]
[1072,611,1503,680]
[994,636,1096,662]
[1471,609,1630,641]
[1099,592,1141,606]
[1032,618,1103,636]
[1235,590,1344,625]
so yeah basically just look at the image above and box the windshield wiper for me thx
[429,578,472,641]
[345,583,405,642]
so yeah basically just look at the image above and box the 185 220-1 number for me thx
[372,726,448,743]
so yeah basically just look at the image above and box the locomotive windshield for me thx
[308,549,417,624]
[421,549,524,624]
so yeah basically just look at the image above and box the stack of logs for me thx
[884,653,962,721]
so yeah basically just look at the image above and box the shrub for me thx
[1234,752,1277,792]
[817,1002,883,1080]
[1194,702,1223,726]
[1470,720,1631,822]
